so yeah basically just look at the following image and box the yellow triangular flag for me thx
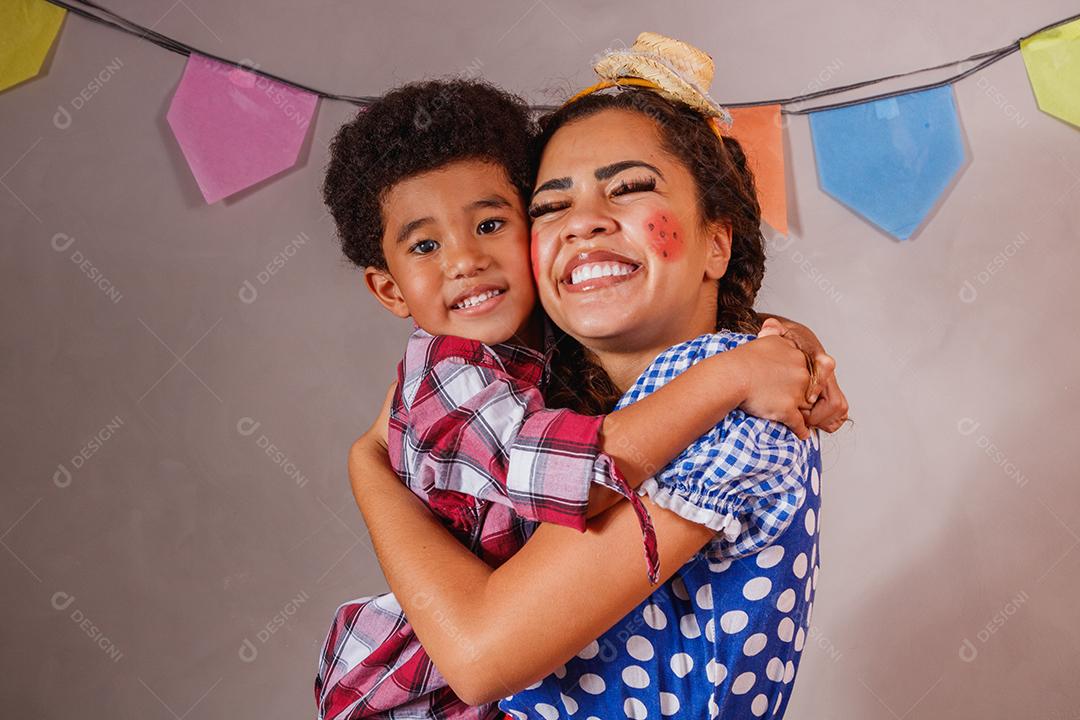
[1021,17,1080,129]
[0,0,66,93]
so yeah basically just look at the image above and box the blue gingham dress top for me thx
[499,331,823,719]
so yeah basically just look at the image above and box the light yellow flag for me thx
[1020,17,1080,129]
[0,0,66,93]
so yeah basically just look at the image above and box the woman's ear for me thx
[703,219,733,281]
[364,267,411,319]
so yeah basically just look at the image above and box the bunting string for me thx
[6,0,1079,239]
[34,0,1080,113]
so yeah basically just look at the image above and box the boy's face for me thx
[365,159,539,347]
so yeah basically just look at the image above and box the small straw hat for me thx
[591,32,733,127]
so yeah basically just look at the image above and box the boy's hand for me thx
[730,334,813,440]
[759,316,849,433]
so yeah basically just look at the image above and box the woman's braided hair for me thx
[535,88,766,414]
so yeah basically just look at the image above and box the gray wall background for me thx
[3,1,1079,717]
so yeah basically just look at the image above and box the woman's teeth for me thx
[453,288,504,309]
[569,262,636,286]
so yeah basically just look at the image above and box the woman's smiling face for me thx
[529,108,732,355]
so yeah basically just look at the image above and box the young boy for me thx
[315,79,826,719]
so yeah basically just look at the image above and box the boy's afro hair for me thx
[322,79,536,269]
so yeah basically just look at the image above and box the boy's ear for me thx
[364,266,411,319]
[703,218,733,281]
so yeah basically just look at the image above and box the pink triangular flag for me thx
[167,53,317,203]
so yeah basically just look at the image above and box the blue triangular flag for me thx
[809,85,966,240]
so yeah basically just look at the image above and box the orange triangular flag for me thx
[727,104,788,235]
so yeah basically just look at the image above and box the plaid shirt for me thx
[315,328,659,720]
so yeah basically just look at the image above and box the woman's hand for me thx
[728,334,813,440]
[368,380,397,449]
[348,380,397,506]
[758,315,849,433]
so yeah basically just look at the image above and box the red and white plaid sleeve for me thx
[401,334,658,581]
[315,592,499,720]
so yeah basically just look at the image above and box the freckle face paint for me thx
[645,212,683,260]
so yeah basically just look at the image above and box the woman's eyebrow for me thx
[531,177,572,198]
[531,161,664,201]
[595,160,664,180]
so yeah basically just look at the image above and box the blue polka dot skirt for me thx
[498,436,823,719]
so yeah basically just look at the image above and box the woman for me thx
[348,35,839,719]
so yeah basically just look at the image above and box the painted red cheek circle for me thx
[645,213,683,261]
